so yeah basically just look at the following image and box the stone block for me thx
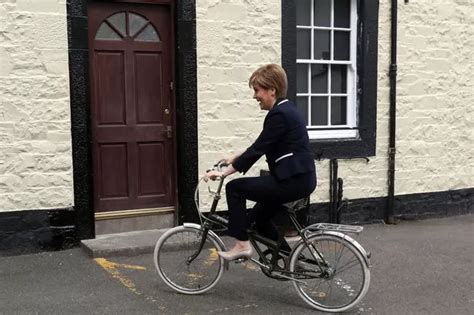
[38,49,69,75]
[0,47,13,76]
[37,186,73,208]
[30,14,68,49]
[201,3,248,21]
[16,0,66,14]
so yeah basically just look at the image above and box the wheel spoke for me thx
[334,239,347,269]
[333,258,362,276]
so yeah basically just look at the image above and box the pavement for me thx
[81,228,170,258]
[1,214,473,314]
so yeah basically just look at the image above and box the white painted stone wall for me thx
[395,0,473,194]
[196,0,473,209]
[0,0,73,211]
[196,0,281,210]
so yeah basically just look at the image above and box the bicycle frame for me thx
[189,172,333,279]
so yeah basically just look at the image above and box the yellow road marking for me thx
[94,258,146,271]
[94,258,166,311]
[204,248,219,266]
[94,258,145,294]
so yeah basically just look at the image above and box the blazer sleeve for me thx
[233,111,287,174]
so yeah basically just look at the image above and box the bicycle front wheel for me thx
[290,234,370,313]
[153,225,225,294]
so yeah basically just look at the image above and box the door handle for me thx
[166,126,172,138]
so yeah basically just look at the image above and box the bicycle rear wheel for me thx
[289,234,370,313]
[154,225,225,294]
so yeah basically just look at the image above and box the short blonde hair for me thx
[249,64,288,99]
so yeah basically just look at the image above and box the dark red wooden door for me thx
[88,3,175,212]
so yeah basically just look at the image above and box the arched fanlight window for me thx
[95,12,161,42]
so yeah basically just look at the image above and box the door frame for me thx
[67,0,199,239]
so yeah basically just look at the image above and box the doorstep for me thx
[81,228,169,258]
[81,227,303,258]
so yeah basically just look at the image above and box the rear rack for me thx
[306,223,364,234]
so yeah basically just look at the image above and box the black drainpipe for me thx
[329,159,338,223]
[387,0,398,224]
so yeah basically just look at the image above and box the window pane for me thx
[297,29,311,59]
[135,24,160,42]
[311,97,328,126]
[334,31,350,60]
[95,23,121,40]
[296,97,309,124]
[311,64,328,93]
[331,65,347,93]
[331,97,347,125]
[107,13,126,36]
[314,0,331,27]
[297,64,309,93]
[296,0,311,26]
[334,0,351,28]
[314,30,330,60]
[129,13,147,37]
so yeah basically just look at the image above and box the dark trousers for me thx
[225,171,316,241]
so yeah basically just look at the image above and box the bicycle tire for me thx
[154,225,225,294]
[289,233,370,313]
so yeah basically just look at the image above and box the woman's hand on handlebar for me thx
[204,170,223,182]
[203,163,237,182]
[220,153,240,165]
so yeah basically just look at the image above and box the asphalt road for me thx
[0,214,472,314]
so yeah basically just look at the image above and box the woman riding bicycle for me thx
[205,63,317,260]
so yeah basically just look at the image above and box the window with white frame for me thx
[296,0,357,139]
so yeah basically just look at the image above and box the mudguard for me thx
[296,230,371,267]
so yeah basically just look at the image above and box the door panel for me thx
[95,52,126,125]
[137,142,165,196]
[99,143,129,198]
[88,2,175,212]
[135,53,163,124]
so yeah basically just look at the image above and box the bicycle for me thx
[153,161,371,313]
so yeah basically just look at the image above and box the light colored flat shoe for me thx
[217,247,253,260]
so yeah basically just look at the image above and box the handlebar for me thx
[195,161,230,226]
[206,160,229,175]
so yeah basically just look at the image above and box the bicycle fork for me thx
[186,227,210,265]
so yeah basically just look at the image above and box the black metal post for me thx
[329,159,339,223]
[387,0,398,224]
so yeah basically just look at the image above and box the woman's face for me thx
[253,84,276,111]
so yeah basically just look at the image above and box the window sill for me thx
[309,136,375,160]
[308,129,358,139]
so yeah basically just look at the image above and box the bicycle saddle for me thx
[282,197,309,213]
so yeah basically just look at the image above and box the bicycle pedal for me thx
[234,258,248,264]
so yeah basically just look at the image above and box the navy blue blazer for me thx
[233,99,315,180]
